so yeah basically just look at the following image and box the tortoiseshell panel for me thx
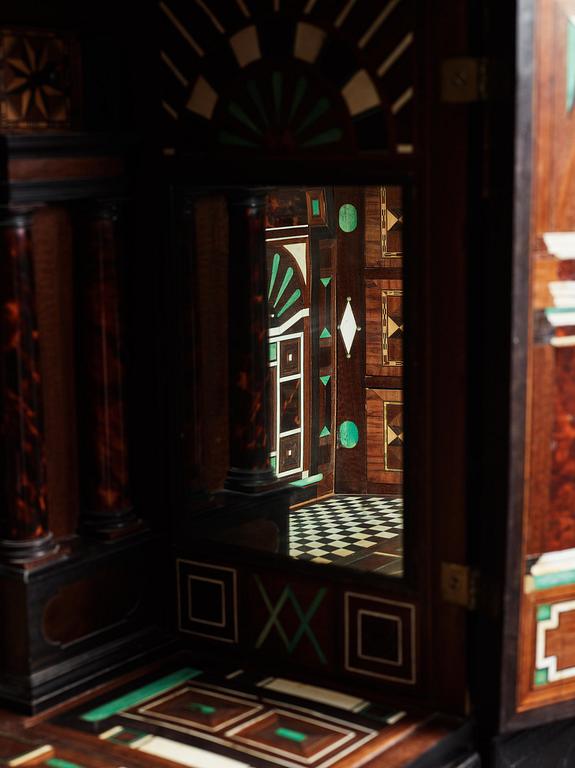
[80,208,133,524]
[0,216,49,545]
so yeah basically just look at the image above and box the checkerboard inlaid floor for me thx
[289,495,403,573]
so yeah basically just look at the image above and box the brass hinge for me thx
[441,57,488,103]
[441,562,479,610]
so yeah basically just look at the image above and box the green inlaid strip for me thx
[290,76,308,120]
[534,570,575,590]
[271,455,277,470]
[297,97,330,134]
[290,473,323,488]
[339,204,358,233]
[312,199,320,216]
[537,604,552,622]
[247,80,269,126]
[274,267,294,307]
[339,420,359,448]
[81,668,201,722]
[320,276,332,287]
[320,327,331,339]
[302,128,342,147]
[219,131,258,147]
[277,289,301,317]
[545,307,575,314]
[187,703,216,714]
[319,426,330,438]
[269,252,281,298]
[276,727,307,743]
[567,18,575,112]
[534,668,549,686]
[47,760,85,768]
[269,342,277,361]
[320,375,331,385]
[228,102,262,135]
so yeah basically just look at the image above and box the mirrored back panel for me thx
[184,185,405,579]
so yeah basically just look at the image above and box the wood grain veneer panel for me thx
[365,278,403,378]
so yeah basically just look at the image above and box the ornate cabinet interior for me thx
[2,1,575,767]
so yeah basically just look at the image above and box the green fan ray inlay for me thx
[269,252,281,298]
[297,97,330,134]
[277,289,301,317]
[228,101,262,135]
[274,266,294,307]
[273,71,283,116]
[290,76,308,121]
[219,130,258,147]
[247,80,269,126]
[303,128,343,147]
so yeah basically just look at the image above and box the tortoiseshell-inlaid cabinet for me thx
[1,1,575,767]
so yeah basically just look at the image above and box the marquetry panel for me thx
[365,279,403,378]
[159,1,417,156]
[249,574,335,669]
[176,560,238,643]
[365,186,404,267]
[316,238,336,492]
[518,584,575,712]
[344,592,417,685]
[0,28,78,129]
[366,389,403,489]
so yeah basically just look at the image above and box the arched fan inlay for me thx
[159,0,416,155]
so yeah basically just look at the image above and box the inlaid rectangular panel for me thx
[364,187,403,267]
[177,560,238,643]
[280,338,301,377]
[305,188,328,227]
[517,584,575,712]
[365,279,403,378]
[279,433,302,474]
[366,389,403,488]
[0,29,78,129]
[344,592,416,685]
[280,380,301,433]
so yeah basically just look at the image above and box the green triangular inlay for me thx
[320,277,332,287]
[320,375,331,386]
[320,327,331,339]
[320,426,331,437]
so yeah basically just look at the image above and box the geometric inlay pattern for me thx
[254,576,328,664]
[0,30,73,128]
[535,599,575,685]
[177,560,238,643]
[381,289,403,367]
[344,592,416,684]
[384,400,403,472]
[339,297,359,358]
[289,496,403,565]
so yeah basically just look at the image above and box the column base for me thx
[0,532,58,564]
[81,509,143,540]
[224,467,279,494]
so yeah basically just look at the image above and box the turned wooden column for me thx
[79,200,136,535]
[225,189,275,492]
[0,208,55,561]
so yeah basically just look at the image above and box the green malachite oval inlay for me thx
[339,204,358,233]
[339,420,359,448]
[276,727,307,743]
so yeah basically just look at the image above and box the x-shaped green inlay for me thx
[254,576,327,664]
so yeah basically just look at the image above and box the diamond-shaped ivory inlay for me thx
[340,298,358,357]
